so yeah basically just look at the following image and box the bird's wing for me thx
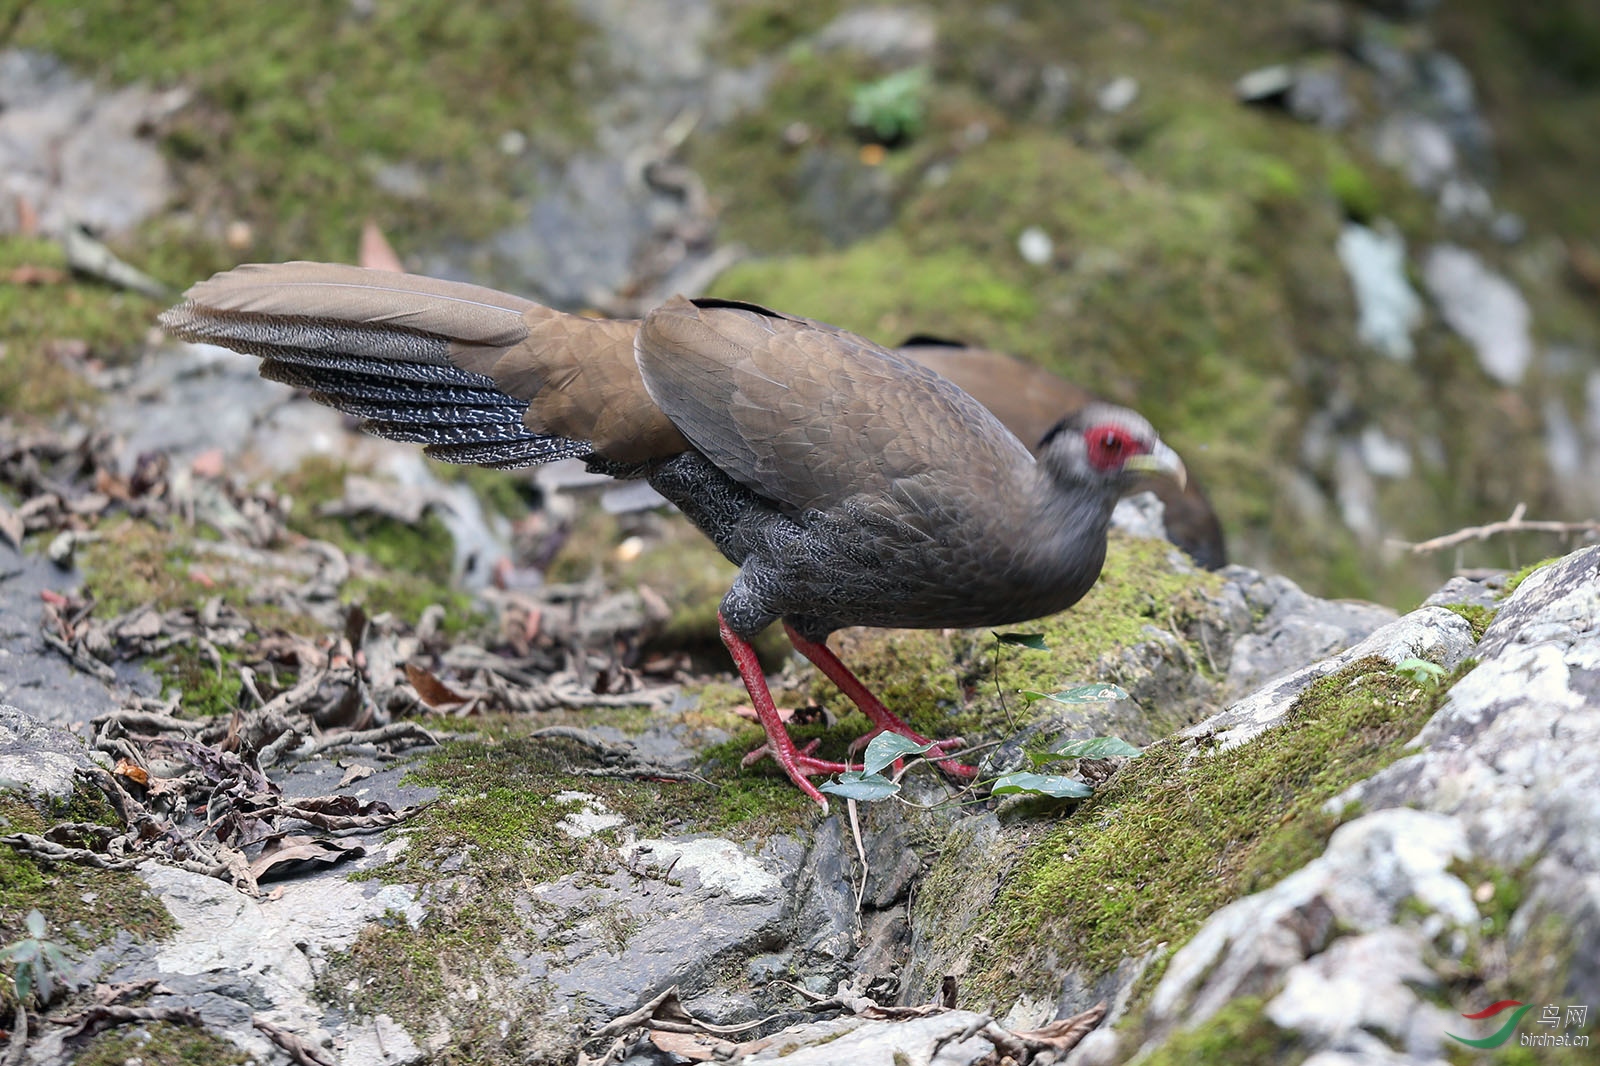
[635,296,1034,516]
[895,342,1095,453]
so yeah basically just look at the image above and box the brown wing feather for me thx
[636,297,1034,516]
[170,262,688,463]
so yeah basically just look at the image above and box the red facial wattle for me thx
[1084,425,1149,472]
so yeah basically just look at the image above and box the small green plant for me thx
[1394,657,1446,688]
[817,695,1142,804]
[2,910,70,1007]
[848,67,929,145]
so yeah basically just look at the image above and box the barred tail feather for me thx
[159,296,594,470]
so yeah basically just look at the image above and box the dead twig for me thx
[296,721,439,759]
[1394,503,1600,555]
[55,1004,204,1041]
[40,629,117,682]
[251,1017,337,1066]
[0,832,144,870]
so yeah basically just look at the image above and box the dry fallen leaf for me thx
[113,759,150,787]
[360,219,405,273]
[6,264,69,285]
[730,704,796,724]
[647,1030,731,1062]
[405,662,473,709]
[248,833,366,882]
[190,447,226,479]
[338,762,375,788]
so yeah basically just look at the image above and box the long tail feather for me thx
[159,264,597,469]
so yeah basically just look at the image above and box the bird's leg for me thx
[783,624,978,779]
[719,614,856,810]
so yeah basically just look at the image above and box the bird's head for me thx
[1036,403,1187,499]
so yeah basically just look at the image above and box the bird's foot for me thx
[740,738,859,811]
[783,623,978,780]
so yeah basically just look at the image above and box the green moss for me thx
[80,519,206,616]
[1138,996,1303,1066]
[1501,558,1560,598]
[153,642,250,717]
[0,795,174,1014]
[12,0,592,284]
[1329,158,1382,223]
[720,0,846,62]
[1440,603,1496,642]
[0,236,160,418]
[932,656,1448,1009]
[1437,0,1600,243]
[71,1021,250,1066]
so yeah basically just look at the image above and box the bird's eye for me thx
[1084,424,1143,472]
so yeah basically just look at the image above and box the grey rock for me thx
[0,704,95,803]
[1097,76,1139,113]
[743,1010,996,1064]
[1490,211,1525,244]
[1359,425,1412,479]
[1420,574,1499,611]
[1237,63,1353,129]
[0,543,150,729]
[1417,51,1477,120]
[1334,441,1380,541]
[1288,65,1354,128]
[87,859,428,1065]
[813,7,939,66]
[1141,809,1471,1054]
[1220,569,1399,697]
[1422,244,1534,386]
[491,153,655,309]
[795,146,897,247]
[0,48,186,237]
[1110,491,1170,545]
[1337,222,1424,362]
[1235,65,1295,102]
[1203,604,1474,751]
[1017,225,1054,266]
[1374,113,1457,191]
[108,343,514,589]
[530,834,803,1024]
[1136,546,1600,1060]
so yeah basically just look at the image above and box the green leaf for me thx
[1045,737,1143,760]
[24,910,45,938]
[862,733,938,776]
[990,772,1093,799]
[995,632,1048,650]
[13,965,32,1005]
[1394,657,1446,686]
[1019,684,1130,704]
[819,772,901,801]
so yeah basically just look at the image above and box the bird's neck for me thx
[1013,466,1118,608]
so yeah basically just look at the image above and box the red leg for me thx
[783,624,978,779]
[719,614,857,810]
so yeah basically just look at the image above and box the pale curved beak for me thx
[1124,440,1187,490]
